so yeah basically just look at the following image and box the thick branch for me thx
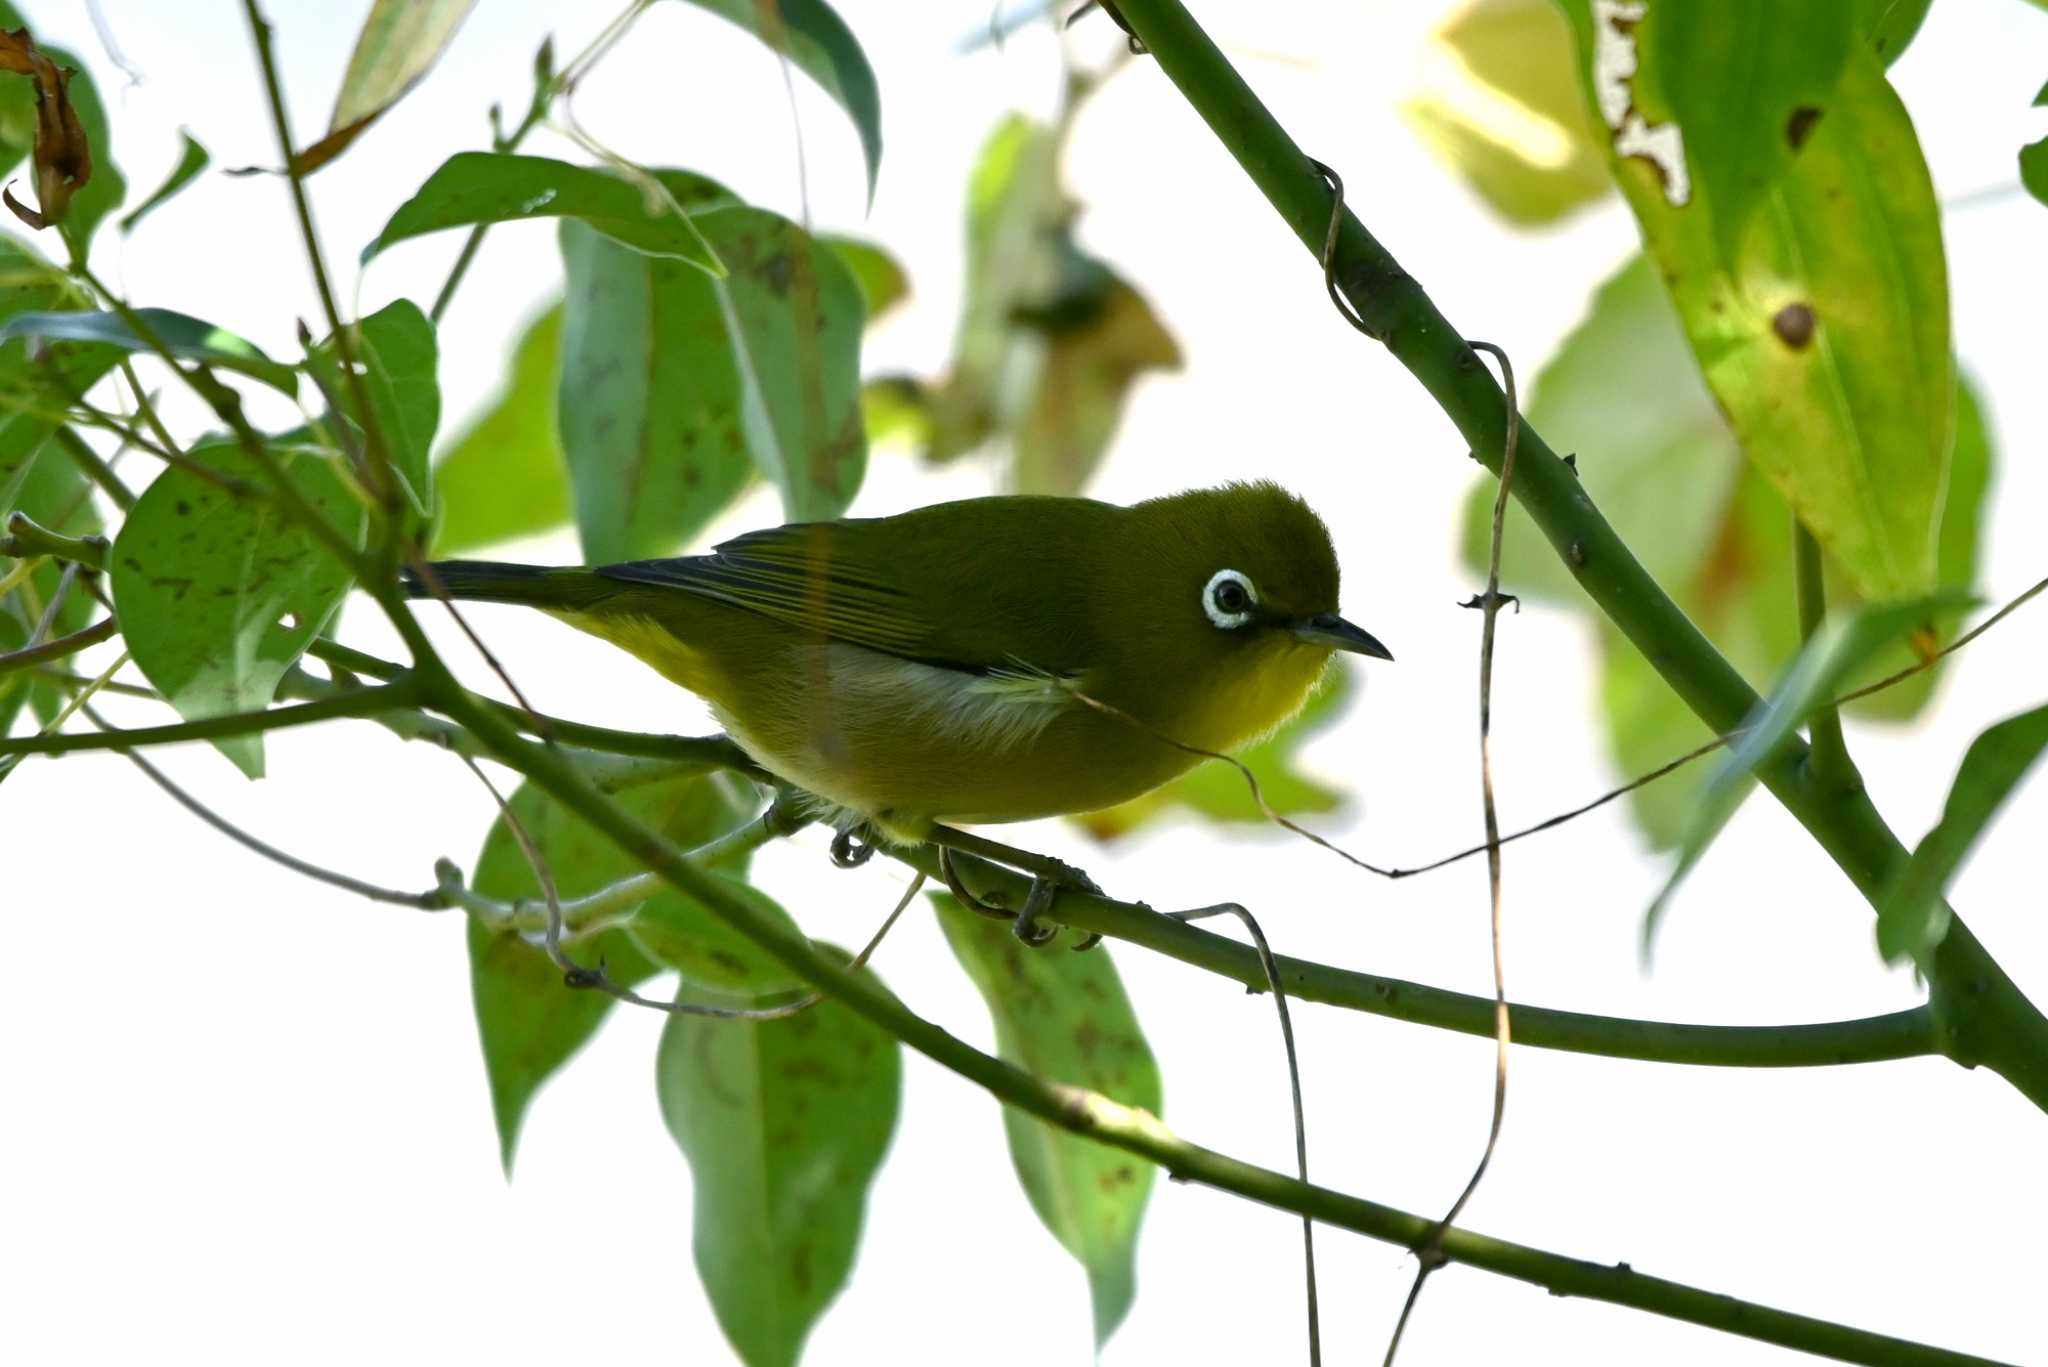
[1108,0,2048,1112]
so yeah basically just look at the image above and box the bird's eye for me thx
[1203,569,1258,629]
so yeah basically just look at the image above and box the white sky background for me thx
[5,1,2047,1363]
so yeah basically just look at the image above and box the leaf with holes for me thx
[297,0,477,175]
[657,946,900,1367]
[1555,7,1952,603]
[935,893,1161,1347]
[467,767,759,1173]
[1642,2,1860,265]
[1877,704,2048,966]
[108,439,366,777]
[364,154,733,271]
[669,0,882,204]
[0,308,298,396]
[432,302,569,554]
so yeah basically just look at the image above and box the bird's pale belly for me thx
[710,646,1206,841]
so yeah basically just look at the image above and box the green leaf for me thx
[669,0,882,205]
[1642,3,1858,266]
[1642,593,1968,953]
[430,301,570,554]
[1012,271,1180,496]
[1877,704,2048,965]
[2021,78,2048,210]
[1459,255,1992,845]
[628,871,807,996]
[2023,136,2048,209]
[916,114,1177,495]
[0,234,110,511]
[701,208,867,520]
[1558,8,1952,603]
[1076,659,1351,841]
[108,438,366,777]
[1400,0,1612,226]
[935,894,1161,1346]
[297,0,477,176]
[0,308,298,396]
[119,130,209,233]
[1858,0,1935,65]
[819,235,907,323]
[467,767,759,1173]
[556,221,755,562]
[656,946,899,1367]
[363,154,733,272]
[0,435,99,733]
[0,15,127,247]
[556,204,866,557]
[309,299,440,529]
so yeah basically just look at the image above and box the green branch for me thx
[304,638,764,772]
[2,511,109,569]
[1108,0,2048,1113]
[890,845,1937,1068]
[0,680,419,756]
[0,617,116,677]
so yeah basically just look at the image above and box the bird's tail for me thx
[400,560,615,612]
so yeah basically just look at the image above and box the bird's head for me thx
[1107,482,1389,748]
[1134,480,1390,661]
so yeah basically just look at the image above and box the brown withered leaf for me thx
[0,26,92,230]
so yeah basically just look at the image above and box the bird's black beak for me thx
[1290,612,1393,661]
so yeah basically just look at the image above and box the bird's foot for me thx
[935,841,1103,951]
[830,824,879,869]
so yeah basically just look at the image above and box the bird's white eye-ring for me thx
[1203,568,1258,629]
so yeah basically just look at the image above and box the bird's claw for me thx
[830,825,878,869]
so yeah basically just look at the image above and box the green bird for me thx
[405,481,1389,936]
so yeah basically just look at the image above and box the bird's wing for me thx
[596,520,989,669]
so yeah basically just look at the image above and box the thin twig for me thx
[240,0,397,513]
[1384,340,1520,1367]
[85,703,444,909]
[0,617,117,676]
[457,760,901,1021]
[1170,901,1319,1366]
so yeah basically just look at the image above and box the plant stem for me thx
[304,638,764,771]
[1107,0,2048,1113]
[1,513,107,570]
[1795,518,1855,789]
[894,844,1937,1067]
[240,0,397,520]
[0,617,116,675]
[52,427,136,510]
[0,680,418,756]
